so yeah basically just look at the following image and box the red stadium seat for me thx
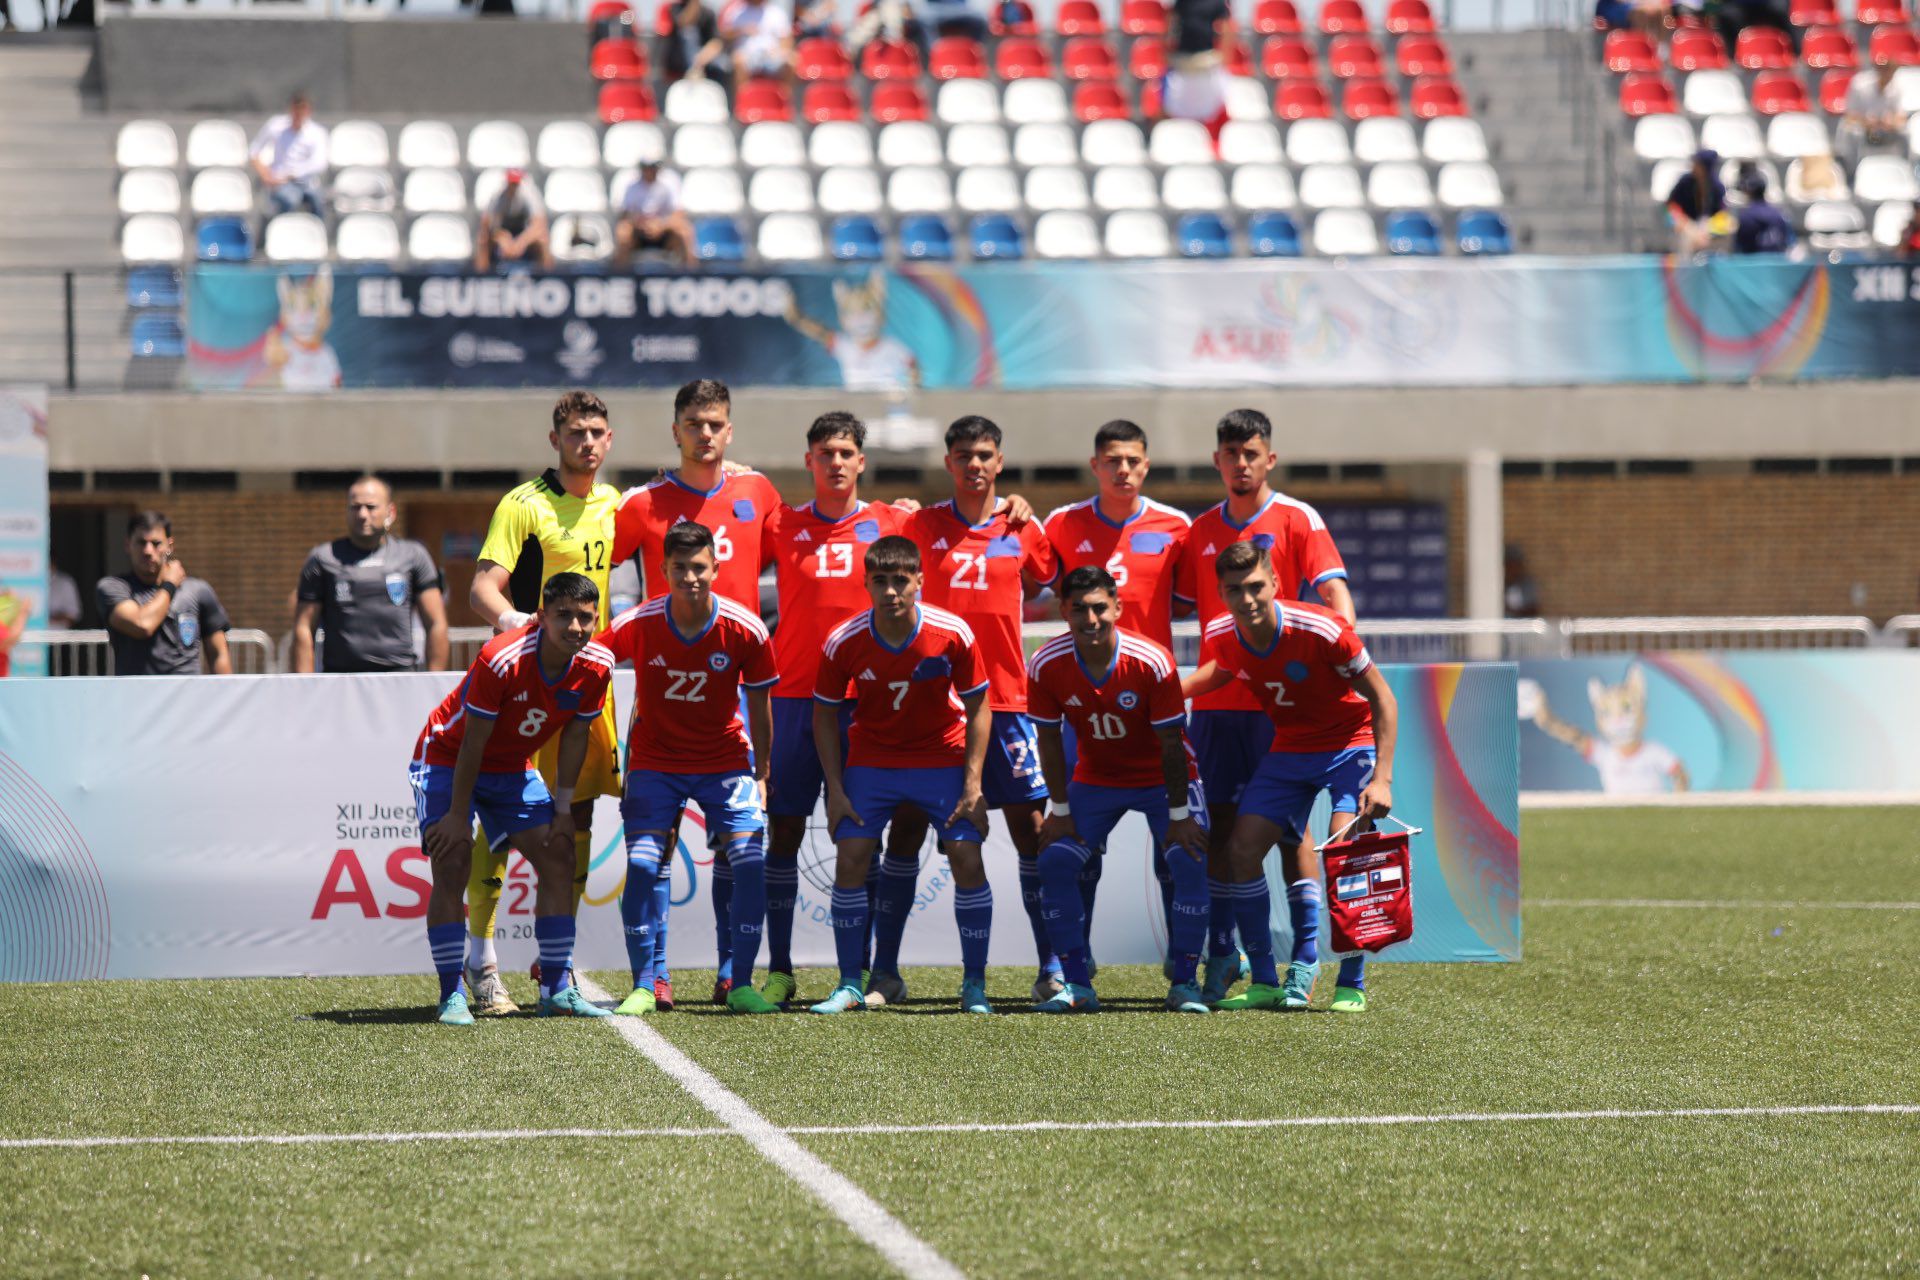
[995,36,1055,78]
[1120,0,1167,34]
[1750,68,1810,113]
[1261,35,1318,77]
[1854,0,1911,22]
[1341,76,1401,118]
[1385,0,1437,33]
[1062,37,1120,80]
[990,0,1039,35]
[1072,80,1131,120]
[1867,23,1920,64]
[653,1,674,35]
[1734,25,1795,69]
[1318,0,1370,34]
[1816,67,1851,111]
[929,36,987,78]
[735,77,793,121]
[1128,35,1168,78]
[870,80,930,121]
[598,81,657,122]
[586,0,631,24]
[1138,75,1163,116]
[1396,35,1453,77]
[1253,0,1303,33]
[1667,28,1729,71]
[1616,71,1677,116]
[590,37,648,80]
[1602,30,1660,73]
[1409,74,1468,117]
[861,38,922,79]
[1275,78,1334,118]
[1222,37,1254,75]
[795,36,854,81]
[1055,0,1106,34]
[1799,25,1857,68]
[1326,34,1384,78]
[1788,0,1840,23]
[802,82,861,121]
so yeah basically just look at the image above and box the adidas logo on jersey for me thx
[649,655,668,667]
[1203,542,1217,555]
[512,691,530,702]
[1076,540,1094,554]
[1065,695,1082,706]
[859,668,878,681]
[932,538,949,550]
[795,529,813,542]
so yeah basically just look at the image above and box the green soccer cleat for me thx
[1214,982,1285,1011]
[437,991,475,1026]
[1200,950,1250,1006]
[810,985,867,1014]
[865,972,909,1007]
[959,978,994,1015]
[761,971,798,1007]
[1331,985,1368,1013]
[1034,983,1099,1014]
[1164,982,1211,1014]
[727,985,782,1014]
[614,987,658,1016]
[1282,961,1320,1009]
[539,987,612,1018]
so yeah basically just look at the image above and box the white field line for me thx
[1520,790,1920,810]
[7,1103,1917,1152]
[575,977,966,1280]
[1529,898,1920,911]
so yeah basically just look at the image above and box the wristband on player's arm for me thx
[1046,800,1070,818]
[497,609,531,632]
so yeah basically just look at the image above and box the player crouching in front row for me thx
[1182,542,1397,1013]
[412,573,615,1024]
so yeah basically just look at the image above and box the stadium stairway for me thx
[0,42,131,390]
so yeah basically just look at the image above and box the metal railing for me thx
[0,268,165,394]
[1562,616,1880,652]
[16,628,277,675]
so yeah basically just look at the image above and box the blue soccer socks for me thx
[1038,839,1094,987]
[427,921,466,1001]
[1208,878,1239,959]
[1164,848,1209,986]
[620,831,669,986]
[953,884,993,981]
[534,914,576,998]
[1338,953,1367,991]
[871,854,920,977]
[726,834,767,990]
[764,856,799,975]
[830,886,870,989]
[1016,855,1059,977]
[1229,880,1281,988]
[1286,878,1323,968]
[711,857,735,985]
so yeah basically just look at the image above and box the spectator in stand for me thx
[1666,148,1727,254]
[46,566,81,630]
[1708,0,1796,54]
[475,168,553,273]
[1788,153,1849,203]
[659,0,728,81]
[1731,165,1794,255]
[1594,0,1671,42]
[249,91,329,221]
[849,0,932,61]
[794,0,839,39]
[615,159,696,268]
[1165,0,1235,144]
[96,511,232,677]
[1838,59,1908,169]
[722,0,796,95]
[292,475,449,675]
[1503,546,1540,619]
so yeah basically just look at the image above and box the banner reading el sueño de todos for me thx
[0,663,1517,981]
[1517,651,1920,795]
[187,257,1920,392]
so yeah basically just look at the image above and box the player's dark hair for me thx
[865,535,921,575]
[1093,420,1148,452]
[127,510,171,538]
[807,411,866,450]
[1214,540,1272,579]
[662,520,716,561]
[1061,565,1119,603]
[552,390,609,431]
[674,378,731,419]
[541,571,601,608]
[1216,409,1273,447]
[945,415,1002,451]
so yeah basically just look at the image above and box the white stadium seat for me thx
[955,165,1022,213]
[1313,208,1380,255]
[1161,164,1227,211]
[118,168,181,216]
[1804,199,1869,250]
[335,212,402,262]
[1002,78,1067,125]
[1366,161,1434,208]
[191,167,254,215]
[329,121,391,169]
[947,122,1010,167]
[1872,199,1914,249]
[1633,114,1697,162]
[885,166,954,213]
[1298,162,1364,210]
[120,214,184,262]
[1082,119,1147,166]
[1218,120,1283,165]
[536,121,602,170]
[877,121,943,168]
[263,211,329,262]
[1024,165,1090,212]
[1910,115,1920,156]
[818,166,883,214]
[553,213,615,263]
[1854,154,1920,203]
[664,78,730,125]
[1682,70,1747,117]
[1148,119,1214,166]
[1091,165,1158,211]
[544,168,608,215]
[473,168,541,212]
[407,212,472,262]
[811,121,876,167]
[603,120,667,167]
[674,122,737,168]
[1231,164,1297,210]
[186,120,250,170]
[1700,113,1763,162]
[1033,209,1101,258]
[330,166,396,215]
[748,166,814,213]
[116,120,178,169]
[1766,111,1831,159]
[741,122,806,168]
[1422,117,1489,164]
[757,212,825,260]
[1892,65,1920,112]
[681,167,745,215]
[1648,158,1689,201]
[396,121,461,169]
[1104,210,1172,257]
[1224,76,1271,121]
[1284,118,1351,166]
[403,167,467,214]
[466,120,530,169]
[1353,116,1419,164]
[1437,161,1504,208]
[1014,122,1078,168]
[936,78,1001,125]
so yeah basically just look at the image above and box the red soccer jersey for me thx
[1198,601,1374,753]
[762,499,907,699]
[415,623,615,772]
[597,594,777,774]
[814,604,986,768]
[613,469,782,611]
[1175,492,1347,712]
[904,499,1057,712]
[1027,630,1196,789]
[1041,497,1191,651]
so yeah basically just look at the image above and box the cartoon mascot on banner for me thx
[1519,665,1689,794]
[785,269,920,392]
[264,266,343,392]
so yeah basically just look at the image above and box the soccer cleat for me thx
[614,987,658,1016]
[809,985,867,1015]
[1200,950,1250,1006]
[1282,961,1319,1009]
[711,977,732,1004]
[465,967,519,1017]
[653,978,675,1011]
[539,986,612,1018]
[1164,982,1211,1014]
[1034,983,1099,1014]
[761,971,798,1007]
[1331,985,1368,1013]
[1214,982,1284,1010]
[864,972,908,1007]
[727,985,782,1014]
[959,978,994,1015]
[437,991,475,1026]
[1030,970,1065,1002]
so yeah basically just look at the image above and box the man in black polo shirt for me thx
[292,475,449,674]
[96,511,233,676]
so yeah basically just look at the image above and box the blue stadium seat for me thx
[129,312,185,358]
[899,214,954,260]
[969,213,1025,260]
[195,216,252,263]
[1247,211,1302,257]
[831,215,885,261]
[1385,209,1442,256]
[125,266,181,309]
[1176,211,1233,258]
[1456,209,1513,256]
[694,216,745,262]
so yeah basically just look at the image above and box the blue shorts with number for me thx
[1237,746,1377,844]
[983,710,1047,808]
[1188,709,1276,809]
[410,761,553,850]
[769,694,853,818]
[623,769,767,852]
[1066,777,1211,853]
[838,764,986,844]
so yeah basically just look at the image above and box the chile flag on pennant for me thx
[1320,820,1420,955]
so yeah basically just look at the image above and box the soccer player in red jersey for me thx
[1182,541,1397,1012]
[1172,408,1356,1004]
[902,416,1063,1000]
[1028,567,1212,1015]
[809,536,995,1015]
[598,522,780,1016]
[411,572,615,1024]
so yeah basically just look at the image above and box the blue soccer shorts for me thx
[1237,745,1378,845]
[837,764,987,844]
[622,769,767,850]
[1066,776,1211,852]
[1188,709,1276,809]
[983,710,1047,808]
[410,761,553,850]
[769,695,853,818]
